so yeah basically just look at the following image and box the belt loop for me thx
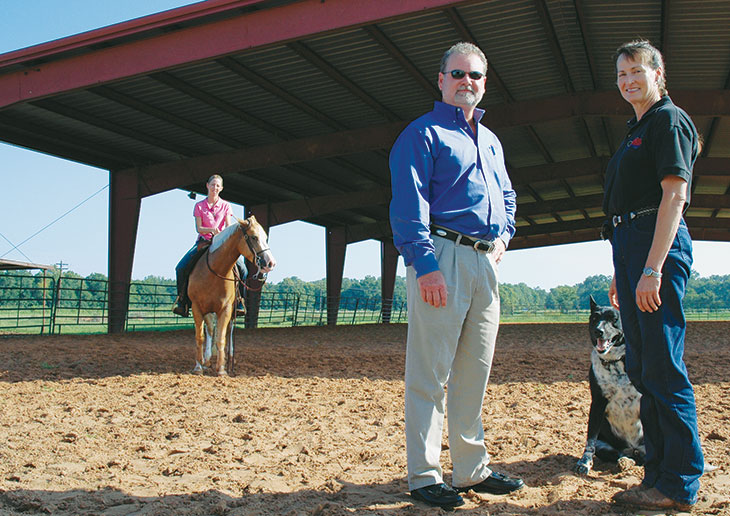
[454,234,462,246]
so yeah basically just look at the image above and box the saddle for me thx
[180,241,211,306]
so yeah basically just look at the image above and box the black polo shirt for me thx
[603,96,697,216]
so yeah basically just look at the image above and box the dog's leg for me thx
[576,438,597,475]
[575,367,609,475]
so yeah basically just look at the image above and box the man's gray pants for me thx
[405,235,500,491]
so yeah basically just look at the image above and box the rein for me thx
[205,251,237,282]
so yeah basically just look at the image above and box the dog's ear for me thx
[589,295,598,311]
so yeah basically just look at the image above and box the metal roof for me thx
[1,0,729,250]
[0,259,54,271]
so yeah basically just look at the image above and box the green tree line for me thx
[1,269,729,311]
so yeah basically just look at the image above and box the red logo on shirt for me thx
[628,137,642,149]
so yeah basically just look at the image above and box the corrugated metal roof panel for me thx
[1,0,728,248]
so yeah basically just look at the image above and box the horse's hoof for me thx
[191,365,204,375]
[216,370,228,377]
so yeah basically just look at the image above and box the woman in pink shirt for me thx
[173,174,246,317]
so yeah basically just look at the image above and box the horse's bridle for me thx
[203,220,270,290]
[242,224,270,287]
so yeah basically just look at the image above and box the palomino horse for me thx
[187,215,275,376]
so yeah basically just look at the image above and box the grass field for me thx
[3,305,730,335]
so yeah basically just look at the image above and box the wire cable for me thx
[0,184,109,259]
[0,231,33,262]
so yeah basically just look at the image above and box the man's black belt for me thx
[430,224,495,253]
[611,206,659,228]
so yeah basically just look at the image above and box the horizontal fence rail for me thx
[0,276,408,334]
[2,275,729,335]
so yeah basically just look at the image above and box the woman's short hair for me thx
[440,42,488,74]
[207,174,223,185]
[614,40,667,96]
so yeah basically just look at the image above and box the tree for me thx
[546,285,579,312]
[576,275,612,308]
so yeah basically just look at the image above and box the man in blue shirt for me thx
[389,42,521,510]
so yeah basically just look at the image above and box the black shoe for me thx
[410,483,464,509]
[235,302,246,317]
[172,302,189,317]
[456,471,525,495]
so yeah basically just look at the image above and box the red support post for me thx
[380,240,399,323]
[244,205,270,328]
[108,169,140,333]
[326,227,347,326]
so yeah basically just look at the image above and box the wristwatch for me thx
[643,266,662,278]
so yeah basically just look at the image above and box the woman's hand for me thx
[609,276,619,309]
[636,275,661,312]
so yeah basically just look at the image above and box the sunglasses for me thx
[444,69,485,80]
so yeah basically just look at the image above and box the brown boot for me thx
[613,487,693,512]
[172,299,189,317]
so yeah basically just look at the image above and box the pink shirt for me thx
[193,198,233,241]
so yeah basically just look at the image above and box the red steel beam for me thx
[249,187,391,226]
[133,122,408,197]
[0,0,476,108]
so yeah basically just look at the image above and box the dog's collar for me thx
[599,355,625,365]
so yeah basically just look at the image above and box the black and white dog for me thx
[574,296,644,475]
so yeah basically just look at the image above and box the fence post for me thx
[76,279,83,324]
[351,298,360,325]
[15,275,22,329]
[51,275,62,335]
[293,294,300,327]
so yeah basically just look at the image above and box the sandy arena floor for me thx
[1,322,728,515]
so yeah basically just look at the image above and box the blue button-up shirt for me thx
[389,101,517,277]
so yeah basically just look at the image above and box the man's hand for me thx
[492,238,506,264]
[417,270,448,308]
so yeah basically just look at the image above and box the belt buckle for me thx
[473,239,494,253]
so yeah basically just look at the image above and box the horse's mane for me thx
[209,221,242,254]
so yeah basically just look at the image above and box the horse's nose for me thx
[259,253,276,272]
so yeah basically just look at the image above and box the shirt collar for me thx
[433,100,485,125]
[627,95,671,128]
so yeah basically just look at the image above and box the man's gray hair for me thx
[440,42,488,73]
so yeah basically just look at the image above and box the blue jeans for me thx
[611,214,703,504]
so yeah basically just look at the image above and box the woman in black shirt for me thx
[604,40,703,512]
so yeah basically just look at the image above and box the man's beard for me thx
[454,89,482,107]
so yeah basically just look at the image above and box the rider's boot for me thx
[172,296,189,317]
[235,282,246,318]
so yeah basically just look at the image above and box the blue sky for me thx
[1,1,728,288]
